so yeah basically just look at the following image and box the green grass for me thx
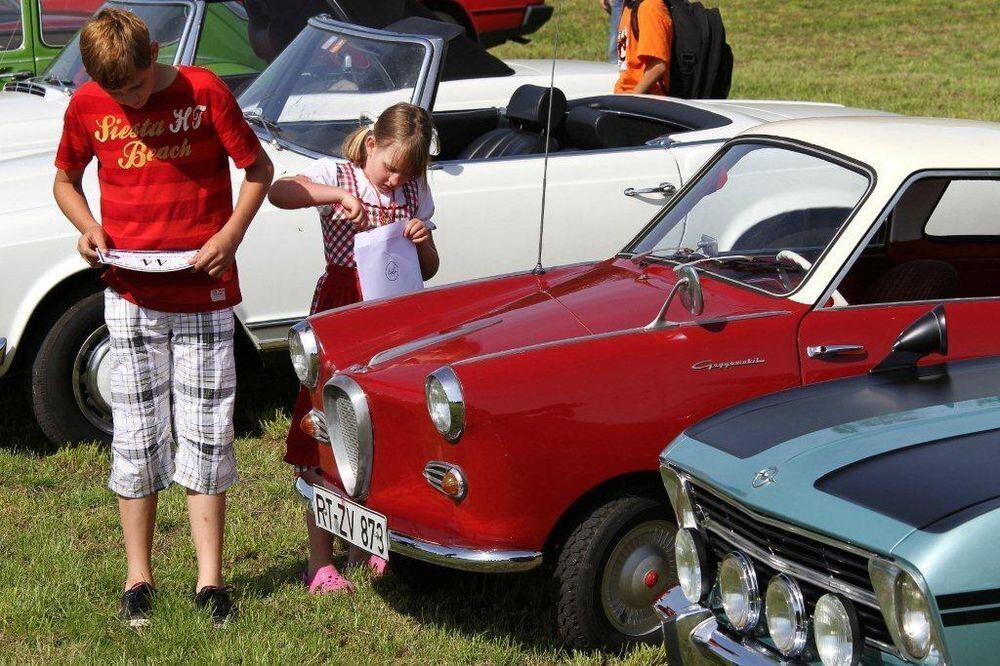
[1,1,998,661]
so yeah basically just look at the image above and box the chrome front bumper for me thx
[655,586,786,665]
[294,477,542,573]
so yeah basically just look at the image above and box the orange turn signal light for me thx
[441,468,466,499]
[299,409,328,442]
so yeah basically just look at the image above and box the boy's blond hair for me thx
[79,8,153,90]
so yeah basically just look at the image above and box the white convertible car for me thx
[0,14,888,445]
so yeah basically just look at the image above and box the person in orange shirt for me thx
[614,0,673,95]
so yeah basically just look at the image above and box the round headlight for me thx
[895,571,932,659]
[425,366,465,441]
[288,321,320,388]
[718,551,760,632]
[814,594,862,666]
[765,574,807,657]
[675,528,709,603]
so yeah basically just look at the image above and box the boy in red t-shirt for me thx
[614,0,673,95]
[53,9,272,627]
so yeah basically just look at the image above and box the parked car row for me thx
[289,115,1000,654]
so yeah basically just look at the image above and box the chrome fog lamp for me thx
[675,528,710,603]
[288,320,321,389]
[765,574,808,657]
[895,570,932,659]
[425,366,465,441]
[814,593,863,666]
[718,551,760,632]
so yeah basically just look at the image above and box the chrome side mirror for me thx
[645,265,706,330]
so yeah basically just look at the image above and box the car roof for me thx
[742,116,1000,172]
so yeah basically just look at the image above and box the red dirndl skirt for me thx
[284,265,362,467]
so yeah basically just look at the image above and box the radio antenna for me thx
[531,19,559,276]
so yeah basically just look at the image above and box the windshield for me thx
[238,22,432,158]
[626,143,870,295]
[43,1,190,88]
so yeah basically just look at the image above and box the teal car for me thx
[657,306,1000,665]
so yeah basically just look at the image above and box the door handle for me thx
[807,344,865,359]
[624,182,676,197]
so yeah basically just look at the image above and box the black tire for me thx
[30,291,113,445]
[554,492,677,651]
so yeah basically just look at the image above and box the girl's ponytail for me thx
[342,125,372,167]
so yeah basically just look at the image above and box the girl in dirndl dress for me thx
[268,103,439,594]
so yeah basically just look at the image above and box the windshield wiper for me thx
[629,246,707,265]
[41,75,74,94]
[242,108,282,150]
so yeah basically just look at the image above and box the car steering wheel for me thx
[776,250,848,306]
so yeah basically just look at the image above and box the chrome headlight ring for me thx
[719,551,761,633]
[425,366,465,442]
[765,574,808,658]
[288,320,321,389]
[869,557,949,664]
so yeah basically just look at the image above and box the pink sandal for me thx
[346,546,389,579]
[302,565,355,595]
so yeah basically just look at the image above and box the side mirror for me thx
[676,265,704,316]
[645,265,705,330]
[870,305,947,374]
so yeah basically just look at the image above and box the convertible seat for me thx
[866,260,958,303]
[565,106,630,150]
[458,85,566,160]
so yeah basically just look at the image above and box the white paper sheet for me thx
[353,220,424,301]
[96,248,197,273]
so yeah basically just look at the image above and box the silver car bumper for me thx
[655,586,786,665]
[294,476,542,573]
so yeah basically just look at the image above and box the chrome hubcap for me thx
[71,325,113,434]
[600,519,677,637]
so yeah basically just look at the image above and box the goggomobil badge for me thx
[353,220,424,301]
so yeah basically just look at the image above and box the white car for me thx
[0,15,887,445]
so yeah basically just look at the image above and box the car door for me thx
[0,0,33,82]
[233,18,445,344]
[798,172,1000,383]
[427,145,680,285]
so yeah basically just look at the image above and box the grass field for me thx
[1,1,998,662]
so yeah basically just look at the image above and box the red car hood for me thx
[309,259,785,373]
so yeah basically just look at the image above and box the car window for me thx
[924,180,1000,239]
[39,0,103,48]
[626,143,870,296]
[194,2,266,94]
[44,1,189,87]
[0,0,24,51]
[830,175,1000,307]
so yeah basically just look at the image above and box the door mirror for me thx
[871,305,947,374]
[676,265,704,316]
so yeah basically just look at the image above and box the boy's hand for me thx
[404,218,431,244]
[77,224,109,267]
[339,194,368,227]
[192,228,240,278]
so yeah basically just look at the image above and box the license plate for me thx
[312,484,389,560]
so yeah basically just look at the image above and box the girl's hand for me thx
[339,194,368,227]
[404,218,431,244]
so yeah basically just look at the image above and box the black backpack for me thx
[626,0,733,99]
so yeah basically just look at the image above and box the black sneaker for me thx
[118,582,154,628]
[194,585,236,628]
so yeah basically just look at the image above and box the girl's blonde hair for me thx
[342,103,434,179]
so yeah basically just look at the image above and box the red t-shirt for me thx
[55,66,261,312]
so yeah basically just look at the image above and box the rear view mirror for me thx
[676,265,704,316]
[870,305,947,374]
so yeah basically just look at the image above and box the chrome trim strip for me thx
[455,310,791,367]
[369,319,500,367]
[294,477,540,572]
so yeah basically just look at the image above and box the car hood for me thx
[665,357,1000,554]
[314,258,785,374]
[0,90,68,159]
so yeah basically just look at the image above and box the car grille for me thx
[687,481,894,651]
[3,81,45,96]
[322,376,373,498]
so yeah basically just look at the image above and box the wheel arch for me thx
[542,470,669,563]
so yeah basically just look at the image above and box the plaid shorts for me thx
[105,289,238,498]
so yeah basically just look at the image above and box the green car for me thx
[0,0,266,88]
